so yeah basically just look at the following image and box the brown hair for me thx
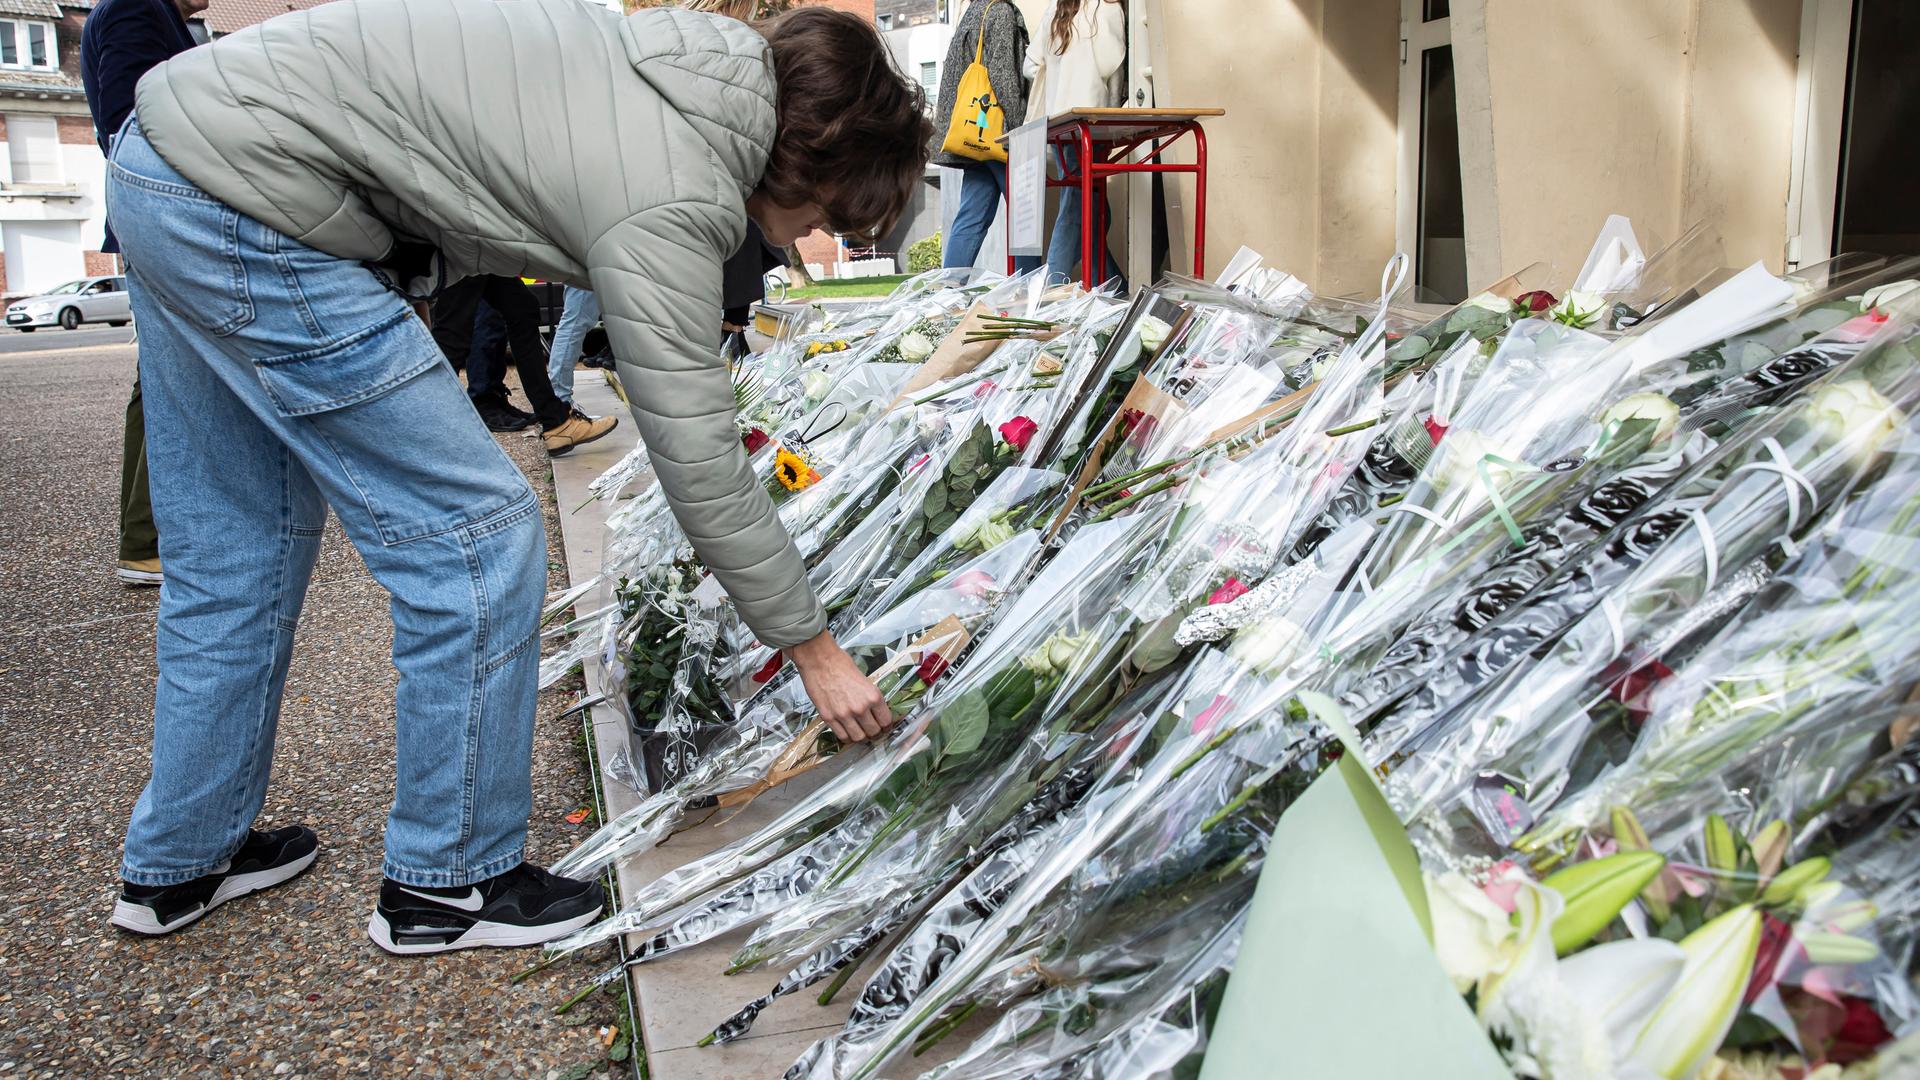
[1049,0,1123,56]
[755,8,932,240]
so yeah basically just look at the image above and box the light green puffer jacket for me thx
[133,0,826,647]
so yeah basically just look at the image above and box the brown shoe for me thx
[543,409,618,456]
[116,557,163,587]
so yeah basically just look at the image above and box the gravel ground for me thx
[0,348,628,1078]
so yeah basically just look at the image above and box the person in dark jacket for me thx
[721,219,785,359]
[931,0,1041,273]
[79,0,206,588]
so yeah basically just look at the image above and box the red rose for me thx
[1208,577,1249,605]
[914,652,950,685]
[743,428,770,453]
[751,650,784,684]
[1829,995,1895,1063]
[1423,415,1449,447]
[1515,290,1556,312]
[1603,658,1674,727]
[998,416,1039,452]
[972,378,999,400]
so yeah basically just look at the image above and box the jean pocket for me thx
[252,308,442,417]
[108,165,254,338]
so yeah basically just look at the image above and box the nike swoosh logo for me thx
[398,886,485,912]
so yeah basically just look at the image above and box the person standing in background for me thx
[1026,0,1126,287]
[721,219,785,359]
[432,274,618,455]
[80,0,208,587]
[547,286,600,406]
[931,0,1041,273]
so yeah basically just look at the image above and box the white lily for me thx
[1476,874,1681,1079]
[1628,904,1763,1080]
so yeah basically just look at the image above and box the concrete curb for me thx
[546,371,862,1080]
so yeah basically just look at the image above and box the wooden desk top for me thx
[1052,107,1226,121]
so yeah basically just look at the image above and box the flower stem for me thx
[1089,476,1183,523]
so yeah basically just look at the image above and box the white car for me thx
[6,276,133,331]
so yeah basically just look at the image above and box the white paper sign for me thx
[1007,119,1048,258]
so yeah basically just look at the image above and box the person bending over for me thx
[106,0,928,956]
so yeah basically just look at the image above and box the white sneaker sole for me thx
[115,568,163,586]
[111,847,318,935]
[366,905,603,955]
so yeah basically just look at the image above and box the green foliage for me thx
[907,231,943,274]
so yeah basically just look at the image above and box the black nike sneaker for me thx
[366,862,605,955]
[111,825,320,936]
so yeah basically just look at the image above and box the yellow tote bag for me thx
[940,0,1008,163]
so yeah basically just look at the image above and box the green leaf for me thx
[609,1035,631,1063]
[923,482,948,516]
[940,689,991,760]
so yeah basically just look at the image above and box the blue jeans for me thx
[108,122,547,889]
[1047,145,1125,289]
[943,161,1042,274]
[548,286,600,405]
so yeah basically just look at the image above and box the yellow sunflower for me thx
[774,447,820,491]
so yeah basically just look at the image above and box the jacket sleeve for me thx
[587,202,827,649]
[1093,1,1127,87]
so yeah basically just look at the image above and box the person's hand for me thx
[788,631,893,744]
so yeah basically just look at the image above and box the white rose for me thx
[800,370,833,401]
[1432,429,1520,493]
[1137,315,1173,358]
[1599,391,1681,447]
[1426,871,1517,992]
[1550,290,1609,330]
[1226,618,1306,676]
[1465,292,1514,314]
[1805,379,1903,469]
[1852,279,1920,313]
[899,331,936,363]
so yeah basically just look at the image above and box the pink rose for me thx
[949,569,996,599]
[1207,577,1249,606]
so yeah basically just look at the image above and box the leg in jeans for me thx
[480,276,568,429]
[110,123,547,888]
[943,162,1000,270]
[546,286,600,406]
[118,380,158,563]
[1045,146,1126,288]
[945,162,1041,274]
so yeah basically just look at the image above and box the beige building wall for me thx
[1147,0,1399,295]
[1455,0,1799,287]
[1149,0,1801,296]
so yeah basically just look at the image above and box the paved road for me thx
[0,324,136,355]
[0,343,622,1077]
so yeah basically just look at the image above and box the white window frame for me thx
[1395,2,1453,281]
[0,18,58,72]
[1783,0,1853,270]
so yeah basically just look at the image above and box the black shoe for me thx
[475,395,536,432]
[111,825,319,936]
[367,862,606,955]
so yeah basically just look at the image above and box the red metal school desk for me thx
[1001,107,1224,290]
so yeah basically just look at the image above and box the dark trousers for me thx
[430,275,567,428]
[118,380,158,562]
